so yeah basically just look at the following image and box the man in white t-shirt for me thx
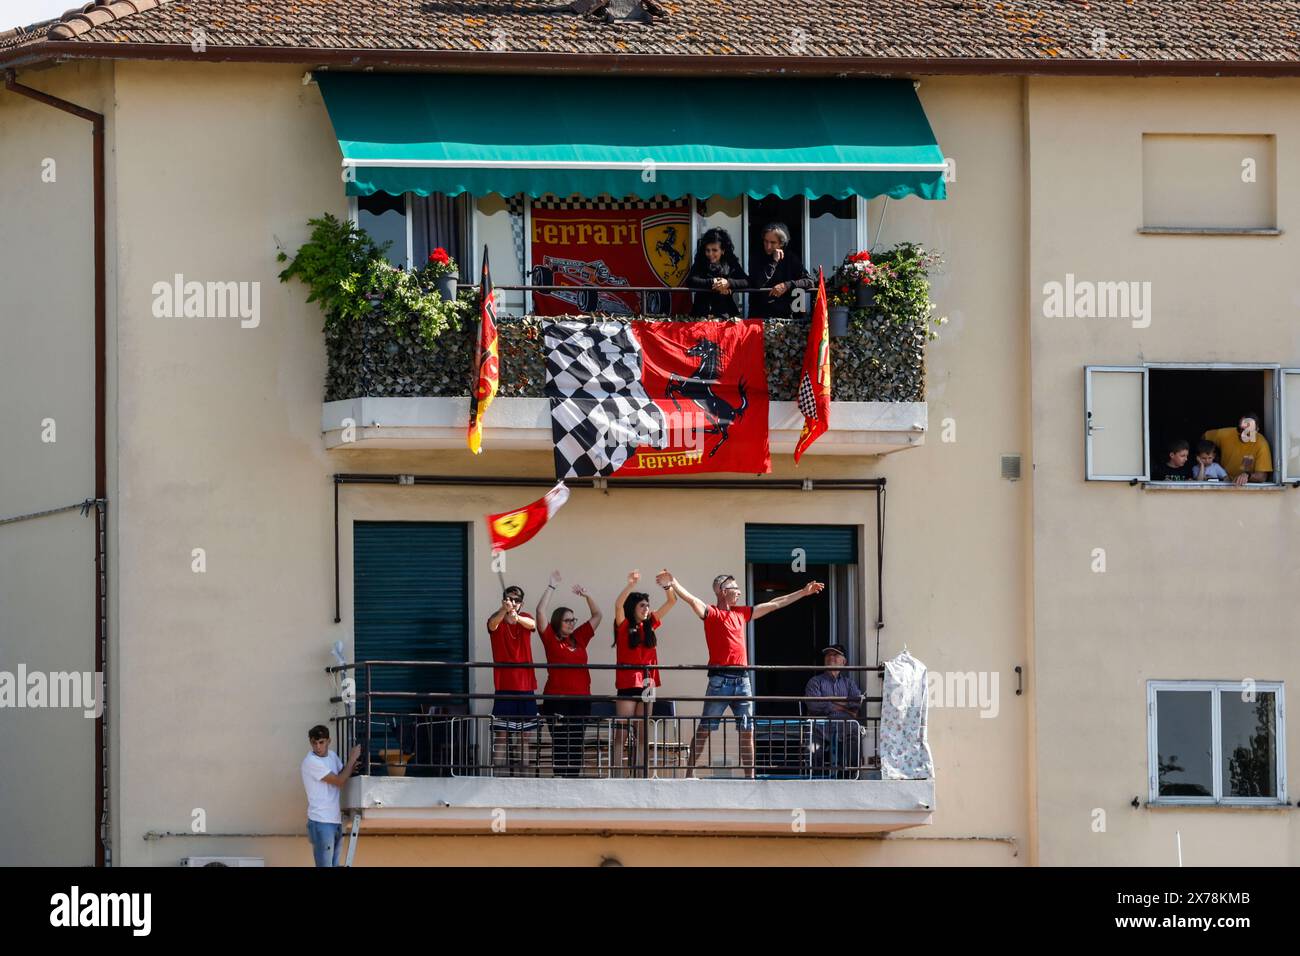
[301,724,361,867]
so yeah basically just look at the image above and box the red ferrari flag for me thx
[467,248,499,454]
[486,482,571,552]
[794,269,832,463]
[543,319,770,478]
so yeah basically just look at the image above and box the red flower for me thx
[850,251,872,263]
[428,248,451,265]
[839,285,850,293]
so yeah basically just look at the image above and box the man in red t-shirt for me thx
[486,584,538,773]
[657,570,824,778]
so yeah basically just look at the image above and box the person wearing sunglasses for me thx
[486,583,539,773]
[657,569,824,778]
[535,570,602,777]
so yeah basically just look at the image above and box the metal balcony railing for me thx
[327,660,885,781]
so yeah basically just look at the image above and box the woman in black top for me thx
[685,227,749,317]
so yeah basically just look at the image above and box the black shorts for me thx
[617,687,649,698]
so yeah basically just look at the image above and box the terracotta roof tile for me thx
[1,0,1298,64]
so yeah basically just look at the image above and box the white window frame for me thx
[1084,365,1149,481]
[744,195,865,278]
[1147,680,1287,806]
[1282,368,1300,484]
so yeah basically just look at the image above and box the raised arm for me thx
[614,569,640,625]
[656,570,707,619]
[753,580,825,621]
[573,584,602,631]
[654,583,678,620]
[320,745,362,787]
[536,570,562,627]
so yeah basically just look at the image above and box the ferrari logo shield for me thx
[642,212,690,287]
[491,510,528,539]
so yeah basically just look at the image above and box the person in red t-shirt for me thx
[657,569,824,779]
[535,569,602,778]
[612,569,677,775]
[486,583,538,773]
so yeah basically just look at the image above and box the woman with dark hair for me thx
[685,227,749,317]
[612,569,677,774]
[535,570,602,777]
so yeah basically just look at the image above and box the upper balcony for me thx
[320,284,933,458]
[329,660,935,837]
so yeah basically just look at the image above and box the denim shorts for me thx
[700,674,754,731]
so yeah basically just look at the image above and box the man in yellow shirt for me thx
[1203,412,1272,486]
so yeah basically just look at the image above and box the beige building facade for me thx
[1,47,1296,866]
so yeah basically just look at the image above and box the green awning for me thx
[316,73,947,201]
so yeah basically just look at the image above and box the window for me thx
[1148,681,1286,805]
[743,196,866,284]
[1141,134,1277,233]
[354,193,474,278]
[356,193,409,268]
[745,524,860,717]
[353,522,470,716]
[1084,364,1297,485]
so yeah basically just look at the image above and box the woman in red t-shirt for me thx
[535,570,602,778]
[612,569,677,775]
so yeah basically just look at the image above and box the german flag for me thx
[467,248,499,454]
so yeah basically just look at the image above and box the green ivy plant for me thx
[865,242,947,341]
[277,213,468,344]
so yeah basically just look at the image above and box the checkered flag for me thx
[544,321,667,478]
[797,372,818,422]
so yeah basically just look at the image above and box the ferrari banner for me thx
[544,319,770,479]
[529,201,691,316]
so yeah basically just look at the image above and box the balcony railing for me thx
[328,660,895,782]
[324,283,928,405]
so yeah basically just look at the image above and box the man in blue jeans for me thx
[301,725,361,866]
[658,570,824,778]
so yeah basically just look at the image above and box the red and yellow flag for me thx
[794,269,832,462]
[486,482,570,552]
[467,249,499,454]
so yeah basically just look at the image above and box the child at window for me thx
[1154,439,1191,481]
[1190,439,1228,481]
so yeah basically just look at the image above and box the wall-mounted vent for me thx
[1001,455,1022,481]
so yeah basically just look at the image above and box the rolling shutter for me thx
[353,522,469,714]
[745,524,859,565]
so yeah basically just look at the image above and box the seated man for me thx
[804,644,866,777]
[1203,412,1272,486]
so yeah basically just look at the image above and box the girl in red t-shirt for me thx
[535,570,602,777]
[612,569,677,775]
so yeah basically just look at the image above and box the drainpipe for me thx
[4,68,109,868]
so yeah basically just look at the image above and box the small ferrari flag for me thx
[467,248,499,454]
[487,482,571,552]
[794,268,832,463]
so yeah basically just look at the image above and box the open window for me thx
[745,524,860,718]
[1086,364,1295,485]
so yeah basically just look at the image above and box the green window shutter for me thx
[745,524,859,565]
[353,522,469,713]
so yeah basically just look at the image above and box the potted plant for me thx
[826,281,854,337]
[838,250,880,307]
[423,247,459,302]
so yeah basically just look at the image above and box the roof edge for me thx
[5,41,1300,79]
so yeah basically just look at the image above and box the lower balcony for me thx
[331,662,935,837]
